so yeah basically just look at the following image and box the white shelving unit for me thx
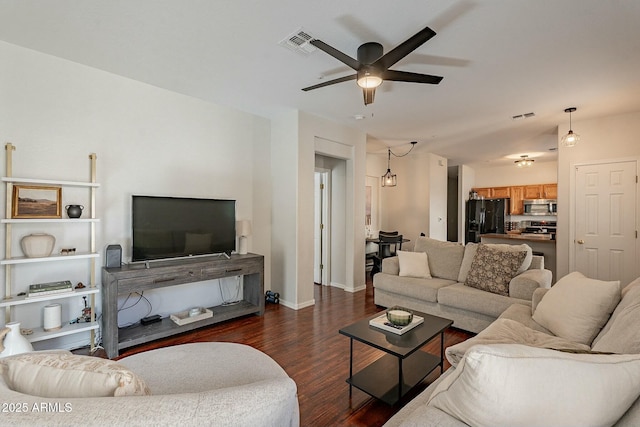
[2,143,100,351]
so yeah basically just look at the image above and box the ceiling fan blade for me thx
[310,39,361,70]
[302,74,357,91]
[373,26,437,70]
[383,70,443,84]
[363,88,376,105]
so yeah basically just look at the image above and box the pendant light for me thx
[382,148,397,187]
[514,155,534,167]
[561,107,580,147]
[381,141,417,187]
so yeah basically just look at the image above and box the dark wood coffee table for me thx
[339,310,452,405]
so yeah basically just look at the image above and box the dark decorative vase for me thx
[66,204,84,219]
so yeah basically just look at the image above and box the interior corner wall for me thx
[556,109,640,281]
[0,41,272,349]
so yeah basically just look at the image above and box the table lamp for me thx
[236,220,252,255]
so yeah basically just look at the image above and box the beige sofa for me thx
[0,342,299,426]
[385,273,640,427]
[374,237,553,333]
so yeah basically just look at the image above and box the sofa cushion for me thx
[464,244,527,296]
[374,273,455,303]
[428,344,640,427]
[532,271,621,346]
[591,282,640,354]
[499,301,552,334]
[445,318,590,368]
[0,351,151,398]
[413,237,465,281]
[438,283,526,318]
[397,250,431,279]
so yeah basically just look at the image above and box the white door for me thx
[574,160,638,285]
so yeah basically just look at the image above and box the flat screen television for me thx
[132,195,236,262]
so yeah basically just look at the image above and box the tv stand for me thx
[101,253,264,359]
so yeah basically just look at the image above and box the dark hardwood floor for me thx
[83,281,472,427]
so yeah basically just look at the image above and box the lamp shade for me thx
[236,220,252,237]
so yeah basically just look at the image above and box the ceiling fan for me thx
[302,25,443,105]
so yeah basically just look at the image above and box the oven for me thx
[523,199,557,216]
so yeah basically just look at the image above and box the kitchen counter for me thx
[480,234,556,283]
[480,233,556,243]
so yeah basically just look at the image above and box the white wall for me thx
[557,110,640,281]
[367,151,448,249]
[270,111,367,309]
[0,41,271,349]
[471,161,558,187]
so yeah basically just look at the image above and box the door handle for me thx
[576,239,585,244]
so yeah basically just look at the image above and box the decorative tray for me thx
[170,308,213,326]
[369,313,424,335]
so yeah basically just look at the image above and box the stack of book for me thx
[28,280,73,298]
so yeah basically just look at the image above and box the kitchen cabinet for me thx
[542,183,557,199]
[509,186,525,214]
[472,183,554,215]
[491,186,511,198]
[524,184,557,199]
[474,187,492,198]
[524,185,543,199]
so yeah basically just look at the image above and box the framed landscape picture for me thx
[12,185,62,219]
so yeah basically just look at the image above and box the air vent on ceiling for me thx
[512,112,536,121]
[279,28,317,55]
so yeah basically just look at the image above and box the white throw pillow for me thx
[428,344,640,427]
[532,271,620,345]
[397,250,432,279]
[0,352,151,398]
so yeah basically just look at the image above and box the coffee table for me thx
[339,310,453,405]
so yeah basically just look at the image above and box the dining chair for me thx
[371,234,403,277]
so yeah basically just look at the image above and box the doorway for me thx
[571,159,638,285]
[314,169,330,285]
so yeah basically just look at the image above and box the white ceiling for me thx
[1,1,639,166]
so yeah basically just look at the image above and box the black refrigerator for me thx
[465,198,509,243]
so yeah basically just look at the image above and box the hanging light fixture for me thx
[381,148,397,187]
[381,141,417,187]
[561,107,580,147]
[514,155,535,167]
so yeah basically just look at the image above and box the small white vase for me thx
[21,233,55,258]
[0,322,34,358]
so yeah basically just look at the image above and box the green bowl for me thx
[386,307,413,326]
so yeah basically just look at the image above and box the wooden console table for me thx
[101,253,264,358]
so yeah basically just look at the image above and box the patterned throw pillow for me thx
[464,244,527,296]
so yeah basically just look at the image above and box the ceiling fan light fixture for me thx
[514,155,534,167]
[561,107,580,147]
[357,71,383,89]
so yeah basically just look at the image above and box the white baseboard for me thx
[279,298,315,310]
[344,284,366,293]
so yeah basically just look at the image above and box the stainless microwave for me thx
[523,199,557,216]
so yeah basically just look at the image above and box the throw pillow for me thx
[464,244,527,296]
[591,284,640,354]
[397,250,431,279]
[456,242,478,283]
[532,271,620,346]
[428,344,640,427]
[0,352,151,398]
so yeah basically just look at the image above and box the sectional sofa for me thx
[384,272,640,427]
[373,236,553,333]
